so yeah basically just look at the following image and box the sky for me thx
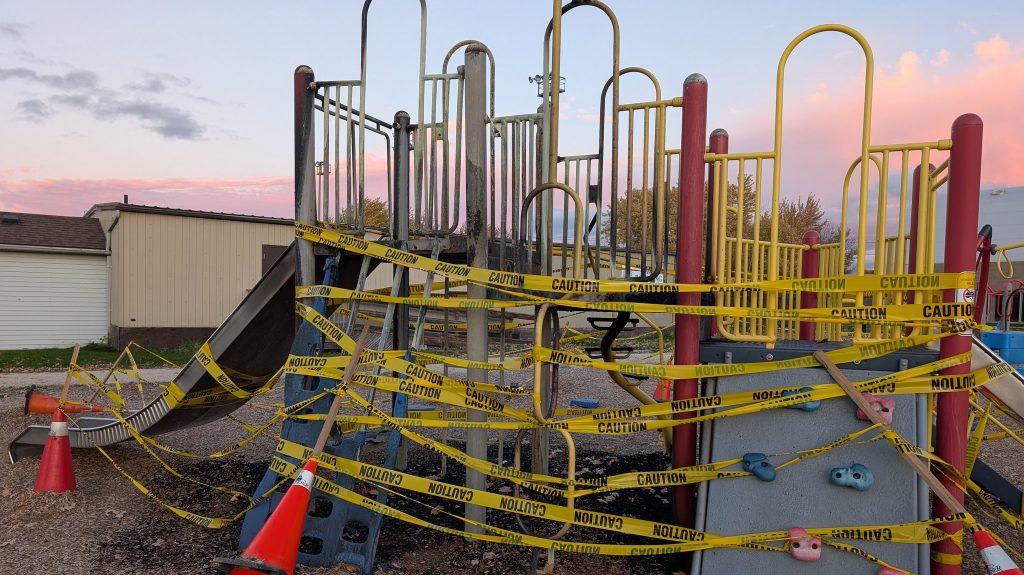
[1,0,1022,251]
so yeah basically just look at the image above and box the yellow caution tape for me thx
[95,445,289,528]
[69,368,125,408]
[412,351,535,371]
[966,401,990,478]
[295,223,973,295]
[195,342,249,399]
[542,331,952,381]
[299,283,974,326]
[269,455,963,552]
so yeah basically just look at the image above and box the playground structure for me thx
[11,2,1024,574]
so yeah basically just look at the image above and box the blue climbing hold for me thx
[742,452,777,482]
[830,463,874,491]
[570,398,600,409]
[782,386,821,412]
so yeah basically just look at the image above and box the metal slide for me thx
[971,334,1024,426]
[8,244,298,464]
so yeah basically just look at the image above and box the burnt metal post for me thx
[975,226,993,324]
[295,66,317,286]
[463,43,489,533]
[799,230,820,341]
[673,73,707,532]
[931,113,983,575]
[703,128,728,339]
[392,112,412,349]
[393,111,412,470]
[532,103,551,477]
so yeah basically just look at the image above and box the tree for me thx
[600,175,754,250]
[601,181,856,273]
[337,197,416,232]
[364,197,391,228]
[756,195,857,272]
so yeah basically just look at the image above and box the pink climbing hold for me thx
[877,568,905,575]
[856,393,895,423]
[787,527,822,562]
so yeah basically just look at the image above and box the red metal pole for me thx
[932,113,983,575]
[704,129,728,340]
[799,230,820,341]
[674,73,707,531]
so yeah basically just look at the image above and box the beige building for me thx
[86,203,294,348]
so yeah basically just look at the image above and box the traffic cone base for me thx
[24,386,106,415]
[34,409,76,493]
[213,459,317,575]
[973,529,1024,575]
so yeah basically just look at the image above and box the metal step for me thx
[586,346,633,360]
[586,316,637,332]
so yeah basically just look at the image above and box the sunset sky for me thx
[1,1,1021,241]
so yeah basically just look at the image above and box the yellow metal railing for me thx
[707,25,953,345]
[815,242,846,341]
[716,236,806,342]
[597,67,682,282]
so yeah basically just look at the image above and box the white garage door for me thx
[0,251,108,350]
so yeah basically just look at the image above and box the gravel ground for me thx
[1,355,1021,574]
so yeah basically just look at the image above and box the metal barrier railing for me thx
[307,0,428,234]
[413,69,464,235]
[983,289,1024,328]
[313,84,392,232]
[707,25,955,345]
[410,41,496,237]
[559,153,599,278]
[715,236,806,342]
[595,68,681,281]
[815,241,846,341]
[539,0,618,282]
[841,144,950,342]
[491,113,542,273]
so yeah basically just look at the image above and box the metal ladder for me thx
[239,247,414,574]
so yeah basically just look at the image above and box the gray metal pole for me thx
[393,111,412,471]
[393,111,411,349]
[532,105,550,476]
[294,66,317,286]
[463,43,489,534]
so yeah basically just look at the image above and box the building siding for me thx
[0,251,109,349]
[109,211,293,328]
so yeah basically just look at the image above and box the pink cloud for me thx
[892,51,922,86]
[0,176,295,217]
[0,157,392,217]
[807,82,829,103]
[0,149,393,217]
[726,34,1024,211]
[975,34,1010,61]
[929,49,950,68]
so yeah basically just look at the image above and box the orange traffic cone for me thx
[34,408,76,492]
[24,386,106,415]
[212,459,318,574]
[974,529,1024,574]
